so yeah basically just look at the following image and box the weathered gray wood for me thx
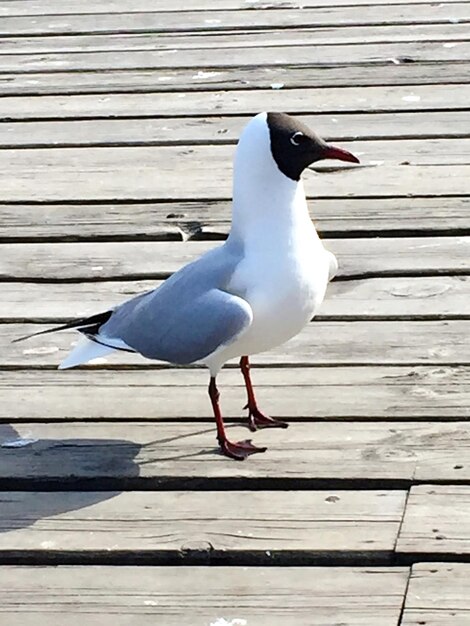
[0,0,462,14]
[1,365,469,420]
[2,112,469,148]
[3,41,470,73]
[1,23,469,54]
[0,145,469,200]
[2,198,469,240]
[1,62,468,95]
[402,563,470,626]
[0,84,467,120]
[0,421,468,482]
[3,276,470,321]
[1,238,469,281]
[0,566,410,626]
[397,485,470,555]
[6,321,470,367]
[1,5,469,36]
[0,490,406,556]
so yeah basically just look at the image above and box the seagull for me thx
[15,112,359,460]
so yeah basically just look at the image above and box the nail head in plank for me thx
[0,490,406,556]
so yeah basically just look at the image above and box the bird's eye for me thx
[290,131,305,146]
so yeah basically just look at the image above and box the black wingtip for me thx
[11,323,73,344]
[11,310,113,345]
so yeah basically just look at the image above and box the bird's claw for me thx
[219,438,267,461]
[246,406,289,432]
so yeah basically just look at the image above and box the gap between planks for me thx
[2,63,470,96]
[0,565,410,626]
[0,421,469,486]
[0,85,468,120]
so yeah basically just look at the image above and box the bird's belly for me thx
[244,279,322,353]
[227,254,329,359]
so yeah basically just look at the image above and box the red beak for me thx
[322,145,360,164]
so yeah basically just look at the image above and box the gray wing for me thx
[99,242,252,365]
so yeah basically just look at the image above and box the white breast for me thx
[204,214,330,374]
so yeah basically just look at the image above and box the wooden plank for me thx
[2,112,469,149]
[397,485,470,556]
[1,238,468,281]
[402,563,470,626]
[5,321,470,367]
[1,5,469,37]
[0,144,469,201]
[1,62,468,95]
[0,0,463,14]
[2,198,469,240]
[2,41,470,73]
[0,566,410,626]
[1,24,469,54]
[1,365,469,420]
[3,276,470,321]
[0,84,467,120]
[0,421,468,482]
[0,490,406,557]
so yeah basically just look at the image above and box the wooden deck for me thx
[1,0,469,623]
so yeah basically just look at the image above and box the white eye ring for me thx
[290,131,304,146]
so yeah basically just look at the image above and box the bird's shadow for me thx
[0,423,142,535]
[0,423,221,535]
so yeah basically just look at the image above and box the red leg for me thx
[240,356,289,432]
[208,376,266,460]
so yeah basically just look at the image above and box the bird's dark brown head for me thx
[266,112,360,181]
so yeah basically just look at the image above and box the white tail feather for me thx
[58,336,115,369]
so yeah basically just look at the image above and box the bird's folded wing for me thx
[99,286,253,365]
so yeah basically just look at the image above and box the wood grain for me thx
[1,238,468,281]
[1,23,469,54]
[1,84,467,120]
[3,41,470,74]
[402,563,470,626]
[0,566,410,626]
[1,5,469,36]
[2,112,470,149]
[397,486,470,555]
[1,421,468,483]
[6,320,470,367]
[2,365,468,420]
[0,490,406,556]
[0,143,469,201]
[2,198,469,241]
[1,62,469,96]
[0,0,462,14]
[3,276,469,321]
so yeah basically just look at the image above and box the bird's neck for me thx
[229,172,318,249]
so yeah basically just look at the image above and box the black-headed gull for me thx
[16,112,359,460]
